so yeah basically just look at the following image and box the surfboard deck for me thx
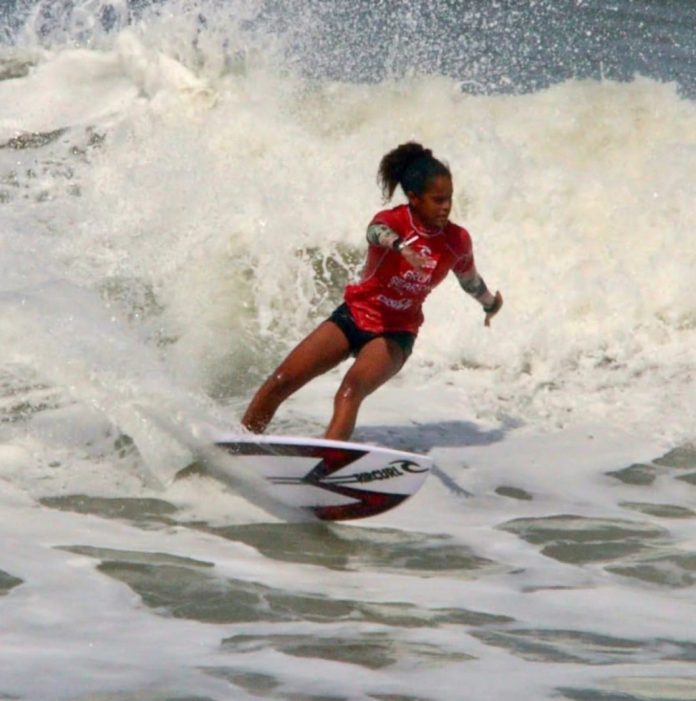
[212,434,432,521]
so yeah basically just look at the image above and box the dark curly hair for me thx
[377,142,451,201]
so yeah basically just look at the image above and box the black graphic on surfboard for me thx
[214,435,432,521]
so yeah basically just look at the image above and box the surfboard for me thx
[211,434,432,521]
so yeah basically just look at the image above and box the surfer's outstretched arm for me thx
[455,268,503,326]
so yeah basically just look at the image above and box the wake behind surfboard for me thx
[212,434,432,521]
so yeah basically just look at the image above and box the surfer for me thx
[242,142,503,440]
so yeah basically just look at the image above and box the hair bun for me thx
[377,142,449,201]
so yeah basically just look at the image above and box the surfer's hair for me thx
[377,142,451,201]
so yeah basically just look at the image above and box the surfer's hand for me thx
[484,291,503,327]
[401,246,433,274]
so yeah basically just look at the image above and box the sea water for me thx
[1,1,696,699]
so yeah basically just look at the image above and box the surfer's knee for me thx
[265,369,302,399]
[335,377,369,405]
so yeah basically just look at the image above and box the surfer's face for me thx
[408,175,453,230]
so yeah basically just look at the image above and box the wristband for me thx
[393,235,418,252]
[483,296,501,314]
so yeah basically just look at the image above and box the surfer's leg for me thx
[241,321,350,433]
[325,337,406,441]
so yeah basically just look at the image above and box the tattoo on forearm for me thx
[367,223,399,249]
[457,271,487,295]
[456,271,494,305]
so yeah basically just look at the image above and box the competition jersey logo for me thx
[380,244,439,308]
[415,244,433,259]
[376,294,413,310]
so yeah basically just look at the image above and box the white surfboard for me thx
[211,434,432,521]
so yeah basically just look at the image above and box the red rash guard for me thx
[344,204,476,334]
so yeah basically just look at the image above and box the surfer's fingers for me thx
[484,291,503,326]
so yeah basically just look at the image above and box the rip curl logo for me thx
[415,245,437,270]
[350,459,429,484]
[393,459,429,474]
[354,465,402,483]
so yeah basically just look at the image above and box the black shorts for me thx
[328,303,416,359]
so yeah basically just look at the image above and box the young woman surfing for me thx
[241,142,503,441]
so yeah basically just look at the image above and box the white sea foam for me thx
[1,3,696,699]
